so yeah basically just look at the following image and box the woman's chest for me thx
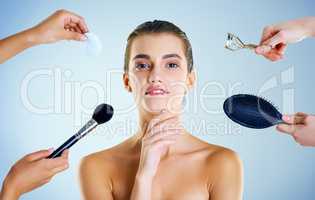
[112,158,210,200]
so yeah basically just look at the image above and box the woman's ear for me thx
[186,69,196,90]
[123,73,132,92]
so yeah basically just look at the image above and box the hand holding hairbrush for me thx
[223,94,288,129]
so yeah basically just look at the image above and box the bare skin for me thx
[0,149,69,200]
[255,17,315,146]
[0,9,88,200]
[80,33,243,200]
[255,16,315,61]
[0,9,88,64]
[80,132,242,200]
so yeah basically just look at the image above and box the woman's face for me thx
[124,33,195,114]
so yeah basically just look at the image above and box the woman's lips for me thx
[145,88,169,96]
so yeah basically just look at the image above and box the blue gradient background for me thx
[1,0,314,199]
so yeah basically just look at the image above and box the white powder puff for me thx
[84,32,103,56]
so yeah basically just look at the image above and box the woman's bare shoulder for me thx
[79,137,133,174]
[202,143,243,174]
[187,135,242,169]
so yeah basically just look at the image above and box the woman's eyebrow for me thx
[162,54,182,60]
[132,53,182,60]
[133,54,150,60]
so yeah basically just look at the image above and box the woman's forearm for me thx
[0,28,40,64]
[306,17,315,37]
[130,173,154,200]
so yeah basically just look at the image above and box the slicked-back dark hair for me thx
[124,20,193,73]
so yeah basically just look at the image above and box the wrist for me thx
[302,17,315,38]
[309,17,315,37]
[1,179,20,200]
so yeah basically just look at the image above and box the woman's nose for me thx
[148,67,163,83]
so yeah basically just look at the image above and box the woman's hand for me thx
[137,111,183,179]
[30,9,89,44]
[255,17,315,61]
[276,112,315,147]
[131,110,183,200]
[0,9,89,64]
[1,149,69,199]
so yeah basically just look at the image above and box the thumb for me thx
[25,148,54,161]
[63,31,87,41]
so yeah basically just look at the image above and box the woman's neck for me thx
[129,108,192,157]
[134,108,184,140]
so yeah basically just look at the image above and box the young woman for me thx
[79,20,243,200]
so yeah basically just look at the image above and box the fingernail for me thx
[256,47,263,54]
[283,115,290,121]
[80,35,87,41]
[48,148,54,153]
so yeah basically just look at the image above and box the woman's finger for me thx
[260,26,277,44]
[68,12,88,33]
[24,148,53,162]
[282,113,307,124]
[150,117,182,134]
[146,112,178,135]
[276,124,303,135]
[150,138,177,149]
[44,156,68,169]
[145,129,183,145]
[51,163,69,174]
[263,52,283,61]
[63,30,86,41]
[67,22,83,34]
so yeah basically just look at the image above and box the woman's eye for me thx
[167,63,179,69]
[135,63,150,70]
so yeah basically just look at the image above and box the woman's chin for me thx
[142,102,166,113]
[141,99,182,114]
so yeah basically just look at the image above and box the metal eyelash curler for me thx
[225,32,258,51]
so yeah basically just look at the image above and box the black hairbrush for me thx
[223,94,286,129]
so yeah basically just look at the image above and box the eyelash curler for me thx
[224,33,258,51]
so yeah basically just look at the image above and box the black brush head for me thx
[92,103,114,124]
[223,94,283,129]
